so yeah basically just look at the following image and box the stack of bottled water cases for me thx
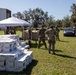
[0,35,33,72]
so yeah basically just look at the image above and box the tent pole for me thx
[22,26,24,40]
[28,26,32,48]
[4,26,7,34]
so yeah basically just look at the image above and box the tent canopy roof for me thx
[0,17,31,27]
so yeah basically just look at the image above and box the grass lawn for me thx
[0,30,76,75]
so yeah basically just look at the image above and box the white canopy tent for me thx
[0,17,32,39]
[0,17,31,27]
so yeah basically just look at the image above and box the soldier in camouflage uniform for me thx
[73,25,76,35]
[55,27,60,41]
[6,27,10,34]
[45,26,56,54]
[37,25,47,49]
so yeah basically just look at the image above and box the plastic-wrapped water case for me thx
[0,35,33,72]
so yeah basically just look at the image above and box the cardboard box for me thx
[14,66,23,72]
[0,66,5,70]
[5,49,20,61]
[6,66,14,72]
[0,54,5,61]
[6,60,14,67]
[0,60,4,66]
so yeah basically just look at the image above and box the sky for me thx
[0,0,76,20]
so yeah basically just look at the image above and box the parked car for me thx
[63,27,75,36]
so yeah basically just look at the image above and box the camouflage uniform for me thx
[37,26,47,49]
[45,26,56,54]
[55,27,60,41]
[73,26,76,35]
[6,27,10,34]
[28,27,32,48]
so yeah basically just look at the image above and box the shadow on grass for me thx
[55,49,62,52]
[31,43,38,48]
[59,40,69,42]
[40,47,47,50]
[19,37,23,40]
[64,35,76,37]
[22,59,38,75]
[31,42,43,48]
[0,59,38,75]
[55,53,76,59]
[39,48,63,52]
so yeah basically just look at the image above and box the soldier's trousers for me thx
[56,34,60,41]
[37,37,47,48]
[74,30,76,35]
[48,39,55,54]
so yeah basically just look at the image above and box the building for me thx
[0,8,11,21]
[0,8,11,30]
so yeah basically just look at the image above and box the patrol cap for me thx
[50,25,54,28]
[56,26,58,28]
[41,24,45,28]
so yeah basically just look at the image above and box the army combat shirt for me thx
[45,28,56,40]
